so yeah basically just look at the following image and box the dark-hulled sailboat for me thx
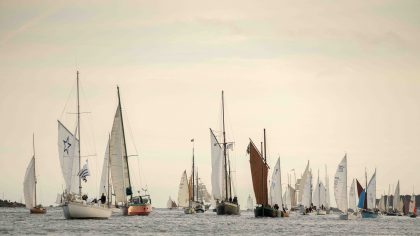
[248,129,278,217]
[210,91,240,215]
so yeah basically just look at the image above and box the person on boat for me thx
[282,204,286,213]
[82,194,88,201]
[100,193,106,204]
[233,197,238,204]
[229,197,232,203]
[321,204,324,210]
[274,204,279,210]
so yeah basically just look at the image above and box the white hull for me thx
[63,202,112,219]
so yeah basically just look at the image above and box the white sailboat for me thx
[324,166,331,214]
[313,170,326,215]
[23,134,46,214]
[360,169,378,218]
[300,161,313,215]
[178,170,190,209]
[109,87,152,216]
[348,179,358,215]
[246,194,254,211]
[59,72,112,219]
[334,155,351,220]
[270,157,288,217]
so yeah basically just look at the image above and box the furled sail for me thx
[334,155,347,213]
[300,161,311,208]
[210,129,224,200]
[178,170,189,207]
[270,158,283,207]
[248,140,268,205]
[23,157,36,209]
[348,179,357,212]
[366,170,376,210]
[57,121,80,194]
[99,138,112,197]
[109,104,130,204]
[393,181,400,211]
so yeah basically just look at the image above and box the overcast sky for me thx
[1,0,420,207]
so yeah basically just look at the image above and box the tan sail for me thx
[248,139,268,205]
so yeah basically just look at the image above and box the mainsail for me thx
[313,181,326,208]
[178,170,189,207]
[99,138,112,197]
[348,179,357,212]
[393,181,400,211]
[300,161,311,208]
[248,140,268,205]
[109,103,130,204]
[366,170,376,210]
[210,129,224,200]
[23,157,36,209]
[270,158,283,207]
[57,121,80,194]
[334,155,347,213]
[325,166,330,209]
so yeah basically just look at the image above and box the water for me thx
[0,207,419,235]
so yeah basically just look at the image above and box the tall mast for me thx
[365,168,368,210]
[108,133,111,207]
[279,156,283,208]
[192,139,195,202]
[263,129,267,205]
[77,71,82,195]
[196,166,199,202]
[318,169,320,209]
[222,91,228,201]
[33,133,37,206]
[117,86,132,199]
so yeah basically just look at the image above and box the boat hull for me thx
[123,203,152,216]
[280,211,289,217]
[216,202,240,215]
[254,206,279,217]
[184,207,196,214]
[361,210,378,218]
[30,207,47,214]
[63,202,112,219]
[316,209,327,215]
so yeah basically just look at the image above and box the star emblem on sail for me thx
[78,160,90,182]
[63,136,71,154]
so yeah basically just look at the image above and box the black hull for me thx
[254,206,279,217]
[216,202,240,215]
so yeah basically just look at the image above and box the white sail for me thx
[409,194,416,214]
[167,197,173,209]
[210,129,224,200]
[99,138,111,197]
[247,194,254,210]
[325,166,330,209]
[397,198,404,212]
[58,121,80,194]
[178,171,189,208]
[366,170,376,210]
[109,104,130,204]
[334,155,347,213]
[300,161,311,208]
[348,179,357,211]
[393,181,400,211]
[23,157,36,209]
[270,158,283,207]
[313,182,326,208]
[378,195,386,212]
[283,186,291,209]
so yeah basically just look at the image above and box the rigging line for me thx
[59,79,76,121]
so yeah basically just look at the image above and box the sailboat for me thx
[178,170,190,210]
[270,157,288,217]
[358,169,378,218]
[166,196,177,209]
[184,140,204,214]
[348,178,360,218]
[109,86,152,216]
[324,166,331,214]
[378,194,386,214]
[23,134,46,214]
[58,72,112,219]
[334,155,353,220]
[248,129,278,217]
[314,170,326,215]
[246,194,254,211]
[210,91,240,215]
[409,190,417,218]
[299,161,313,215]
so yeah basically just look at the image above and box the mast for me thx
[279,156,283,208]
[318,169,320,209]
[222,91,228,201]
[192,139,195,202]
[117,86,132,199]
[33,133,37,207]
[108,133,111,207]
[196,167,199,203]
[263,129,267,215]
[365,168,368,210]
[228,153,232,199]
[77,71,82,195]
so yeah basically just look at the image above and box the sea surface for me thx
[0,207,419,235]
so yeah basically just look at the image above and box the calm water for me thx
[0,207,419,235]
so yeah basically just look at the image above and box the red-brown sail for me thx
[248,139,269,205]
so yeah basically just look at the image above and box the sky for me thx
[1,0,420,208]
